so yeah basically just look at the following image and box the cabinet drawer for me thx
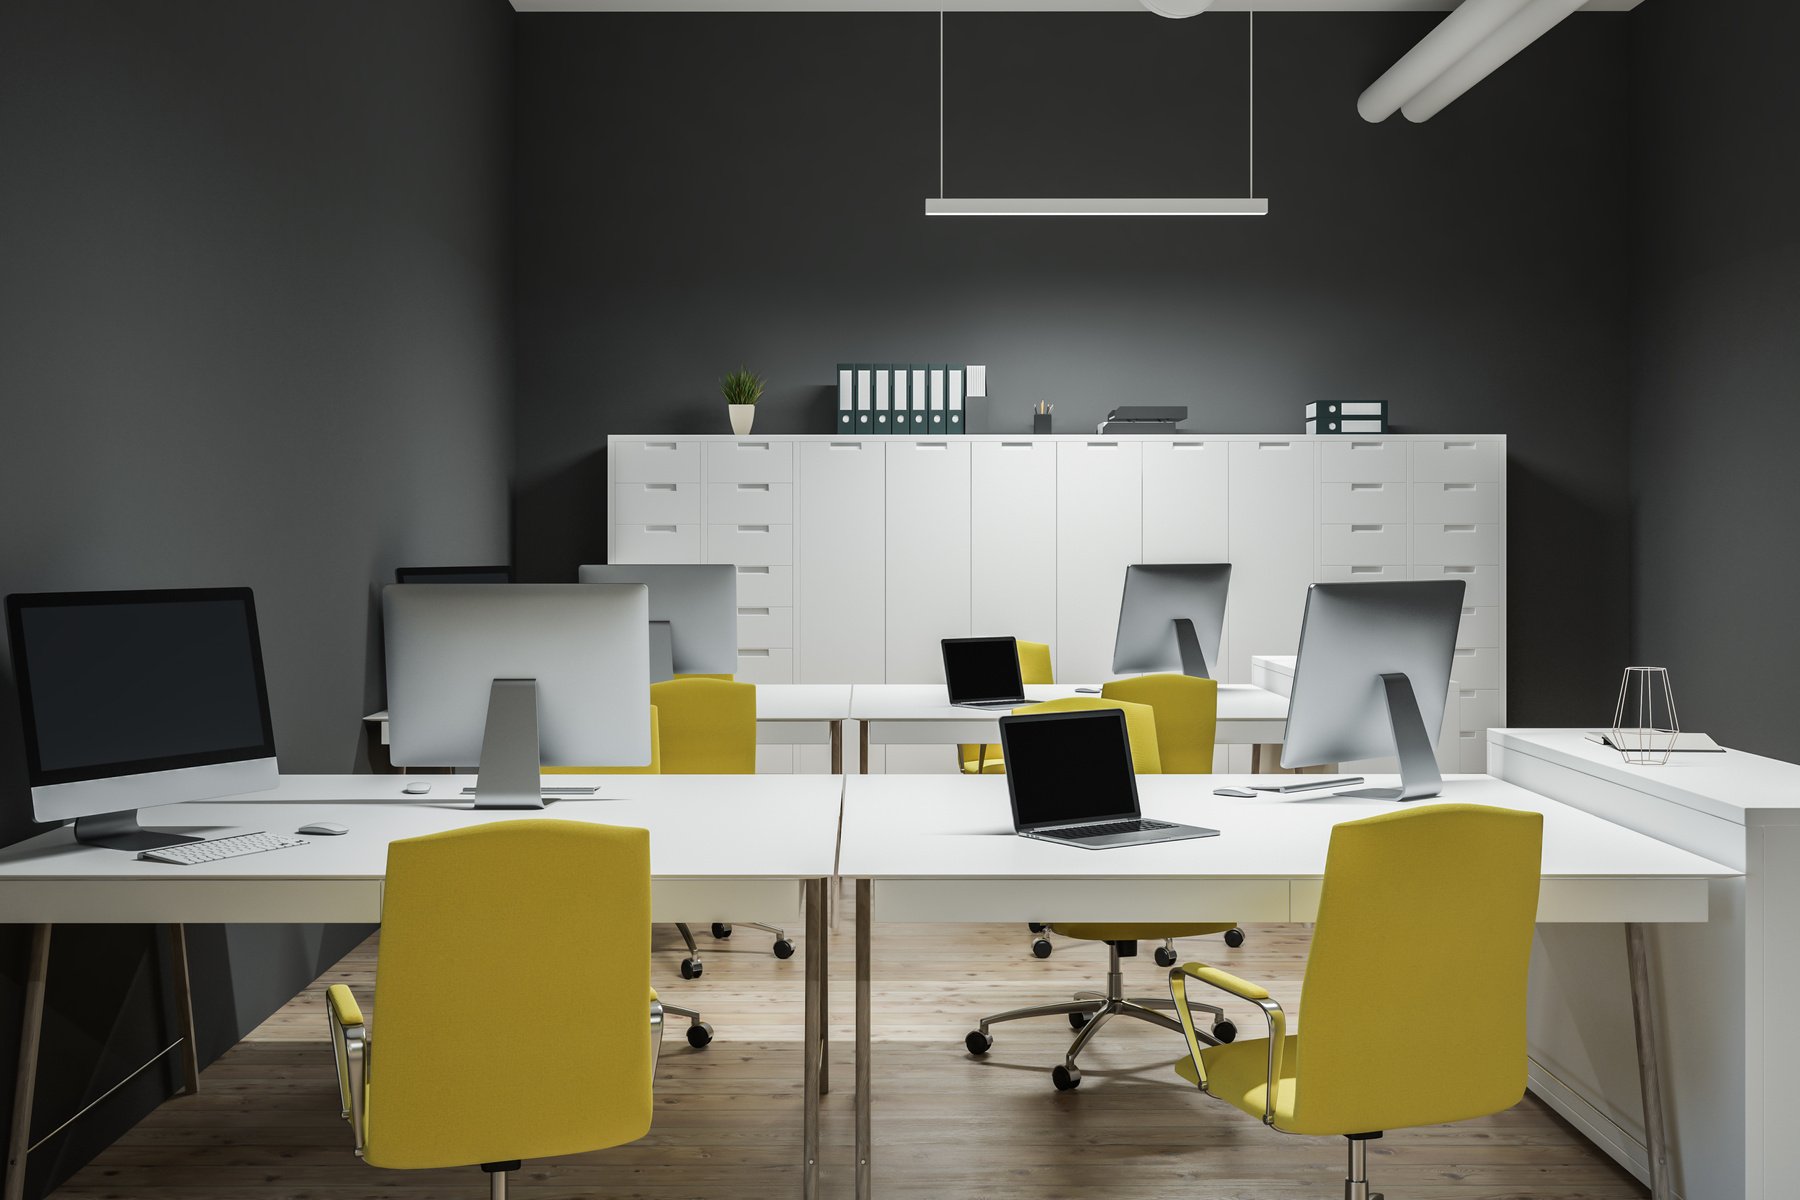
[1456,606,1502,649]
[706,440,793,483]
[1415,563,1504,607]
[732,564,793,607]
[1414,522,1503,565]
[1412,439,1504,483]
[1317,563,1408,584]
[755,745,795,775]
[613,481,701,525]
[1457,688,1505,737]
[1412,481,1504,523]
[708,482,793,525]
[1449,646,1503,690]
[707,524,794,565]
[614,439,701,483]
[734,648,793,685]
[613,523,702,563]
[1458,731,1489,774]
[1319,523,1408,565]
[1318,439,1408,483]
[737,606,794,649]
[1318,481,1407,524]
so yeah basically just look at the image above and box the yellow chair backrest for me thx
[961,641,1054,772]
[649,677,756,774]
[1013,696,1162,774]
[1292,804,1542,1134]
[1101,674,1218,774]
[364,820,652,1169]
[543,706,662,775]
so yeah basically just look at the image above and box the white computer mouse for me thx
[402,782,432,795]
[298,822,349,837]
[1212,787,1257,799]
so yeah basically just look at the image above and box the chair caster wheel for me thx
[965,1030,993,1056]
[1051,1064,1082,1091]
[1153,946,1178,968]
[1212,1019,1238,1044]
[1224,928,1246,948]
[1031,938,1053,959]
[1028,922,1046,933]
[1068,1010,1094,1030]
[772,938,796,960]
[711,923,732,939]
[686,1022,714,1049]
[680,958,703,980]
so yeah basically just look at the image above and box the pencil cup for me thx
[1032,412,1053,434]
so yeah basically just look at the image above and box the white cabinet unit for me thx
[1226,440,1316,685]
[1056,441,1143,682]
[885,441,971,683]
[970,441,1057,651]
[796,441,885,684]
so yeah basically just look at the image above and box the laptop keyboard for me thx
[1055,818,1178,840]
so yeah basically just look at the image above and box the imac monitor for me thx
[4,588,279,850]
[383,584,651,807]
[394,565,513,584]
[576,564,736,682]
[1280,580,1465,801]
[1112,563,1232,679]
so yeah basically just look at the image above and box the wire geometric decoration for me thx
[1611,667,1680,766]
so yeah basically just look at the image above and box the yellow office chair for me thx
[650,677,797,972]
[959,639,1053,773]
[1168,804,1543,1200]
[966,698,1241,1090]
[324,820,660,1199]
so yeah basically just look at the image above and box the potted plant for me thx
[722,366,765,436]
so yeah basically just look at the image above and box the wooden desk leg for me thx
[801,879,823,1200]
[1252,744,1271,774]
[167,925,201,1096]
[818,881,830,1097]
[856,879,873,1200]
[859,722,870,776]
[830,720,843,775]
[6,924,51,1200]
[1627,923,1672,1200]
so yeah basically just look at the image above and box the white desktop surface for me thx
[1494,727,1800,823]
[837,773,1732,924]
[0,774,843,924]
[848,682,1289,745]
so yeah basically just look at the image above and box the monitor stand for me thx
[1333,672,1444,802]
[1173,618,1212,679]
[462,678,600,808]
[648,620,675,684]
[73,811,205,853]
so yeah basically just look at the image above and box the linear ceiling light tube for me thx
[1399,0,1582,122]
[1356,0,1530,122]
[925,197,1268,216]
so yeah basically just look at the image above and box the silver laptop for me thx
[999,708,1219,850]
[943,636,1029,708]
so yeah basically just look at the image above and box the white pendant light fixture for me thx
[924,5,1266,218]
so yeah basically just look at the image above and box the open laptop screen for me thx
[942,636,1025,704]
[1000,708,1141,830]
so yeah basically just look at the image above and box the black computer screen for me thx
[6,589,276,784]
[942,637,1024,704]
[394,566,513,584]
[1000,709,1141,829]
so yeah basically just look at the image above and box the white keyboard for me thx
[138,831,309,865]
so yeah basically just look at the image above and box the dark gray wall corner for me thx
[0,2,514,1194]
[514,11,1634,724]
[1628,0,1800,762]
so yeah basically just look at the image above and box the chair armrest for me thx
[1168,962,1288,1125]
[325,984,368,1154]
[1174,962,1269,1002]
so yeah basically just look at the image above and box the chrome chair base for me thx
[1345,1134,1385,1200]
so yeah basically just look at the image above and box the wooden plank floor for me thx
[58,908,1645,1199]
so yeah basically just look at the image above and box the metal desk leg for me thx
[1627,923,1672,1200]
[802,879,823,1200]
[5,925,51,1200]
[830,720,843,774]
[856,879,873,1200]
[819,880,830,1097]
[859,721,870,776]
[167,925,201,1095]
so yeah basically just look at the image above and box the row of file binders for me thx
[837,364,966,434]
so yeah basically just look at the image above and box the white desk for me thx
[837,772,1736,1200]
[0,774,844,1200]
[847,683,1292,773]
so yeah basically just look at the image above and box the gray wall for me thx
[1628,0,1800,762]
[0,2,513,1193]
[515,11,1634,727]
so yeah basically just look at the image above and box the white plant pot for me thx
[729,405,755,436]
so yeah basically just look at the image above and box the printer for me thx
[1097,405,1187,435]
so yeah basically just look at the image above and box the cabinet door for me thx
[797,441,885,683]
[886,441,971,682]
[1056,441,1143,681]
[970,441,1057,652]
[1143,440,1228,561]
[1225,440,1315,682]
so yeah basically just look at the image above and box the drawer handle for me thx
[644,483,679,492]
[1087,441,1119,448]
[1349,441,1383,450]
[1454,649,1477,659]
[1258,441,1291,450]
[829,442,863,449]
[1444,482,1477,492]
[646,525,678,533]
[737,442,771,451]
[1443,565,1475,574]
[1349,483,1383,492]
[915,442,949,449]
[739,607,771,616]
[1444,441,1477,450]
[1172,441,1206,449]
[736,483,771,492]
[738,565,771,575]
[1350,524,1384,533]
[736,525,771,533]
[647,442,679,450]
[1000,441,1033,448]
[1445,524,1477,533]
[1349,565,1385,574]
[739,649,772,658]
[1462,607,1476,616]
[1461,690,1477,699]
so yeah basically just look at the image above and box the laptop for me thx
[998,708,1220,850]
[942,636,1030,709]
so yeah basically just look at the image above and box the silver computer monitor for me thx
[1112,564,1232,679]
[576,564,737,682]
[4,588,280,851]
[1280,580,1465,801]
[383,584,651,807]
